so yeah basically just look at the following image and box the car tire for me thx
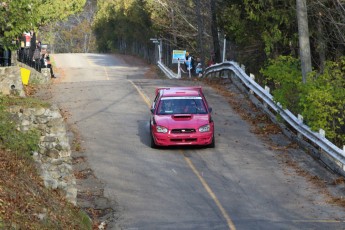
[150,131,157,148]
[208,135,215,148]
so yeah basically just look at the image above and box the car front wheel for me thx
[208,135,215,148]
[150,128,157,148]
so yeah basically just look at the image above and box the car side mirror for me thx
[208,107,212,113]
[150,108,155,114]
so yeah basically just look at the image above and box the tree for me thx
[48,0,97,53]
[296,0,312,83]
[0,0,86,49]
[210,0,221,63]
[307,0,345,71]
[93,0,153,54]
[216,0,298,75]
[194,0,205,67]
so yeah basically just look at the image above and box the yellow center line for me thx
[130,80,236,230]
[129,80,151,106]
[183,153,236,230]
[86,57,109,80]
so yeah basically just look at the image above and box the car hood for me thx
[154,114,209,129]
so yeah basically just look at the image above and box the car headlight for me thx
[156,125,168,133]
[199,124,210,132]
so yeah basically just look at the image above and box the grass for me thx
[0,92,50,108]
[0,95,43,154]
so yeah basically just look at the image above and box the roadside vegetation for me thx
[90,0,345,148]
[0,0,344,226]
[261,56,345,147]
[0,94,92,229]
[2,0,344,145]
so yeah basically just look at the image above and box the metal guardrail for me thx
[157,61,178,79]
[203,61,345,174]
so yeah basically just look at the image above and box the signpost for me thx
[172,50,186,78]
[172,50,186,63]
[150,38,161,63]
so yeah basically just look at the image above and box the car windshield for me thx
[157,97,207,115]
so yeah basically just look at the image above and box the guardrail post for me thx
[241,64,246,72]
[297,114,304,139]
[249,74,255,94]
[319,129,325,137]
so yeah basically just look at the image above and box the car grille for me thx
[171,129,196,133]
[171,138,197,142]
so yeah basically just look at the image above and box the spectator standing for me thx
[195,63,203,77]
[185,53,193,78]
[33,46,41,71]
[44,52,55,78]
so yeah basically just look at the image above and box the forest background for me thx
[1,0,345,147]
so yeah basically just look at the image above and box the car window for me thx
[157,97,207,115]
[151,92,161,111]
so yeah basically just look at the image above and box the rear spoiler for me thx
[155,86,203,95]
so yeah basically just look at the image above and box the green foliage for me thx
[0,108,40,154]
[218,0,297,57]
[260,55,302,114]
[1,0,39,48]
[261,55,345,147]
[0,0,86,49]
[299,57,345,145]
[0,95,46,154]
[37,0,86,22]
[94,0,154,53]
[0,94,50,108]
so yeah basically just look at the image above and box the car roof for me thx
[156,87,203,97]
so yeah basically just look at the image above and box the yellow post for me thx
[20,68,31,85]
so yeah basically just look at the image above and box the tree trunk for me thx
[210,0,221,63]
[195,0,205,68]
[317,11,325,74]
[296,0,312,83]
[171,9,177,46]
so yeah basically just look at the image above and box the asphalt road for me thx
[49,53,345,230]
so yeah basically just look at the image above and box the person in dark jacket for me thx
[43,52,55,78]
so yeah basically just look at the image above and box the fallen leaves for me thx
[0,148,90,229]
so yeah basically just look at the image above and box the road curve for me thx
[49,53,345,230]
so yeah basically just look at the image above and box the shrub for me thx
[261,55,345,147]
[260,55,303,115]
[299,57,345,146]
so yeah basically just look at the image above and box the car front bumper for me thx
[152,131,214,146]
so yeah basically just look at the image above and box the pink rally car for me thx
[150,87,215,148]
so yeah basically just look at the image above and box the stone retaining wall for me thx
[0,66,25,97]
[0,65,50,97]
[1,65,76,204]
[8,104,77,204]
